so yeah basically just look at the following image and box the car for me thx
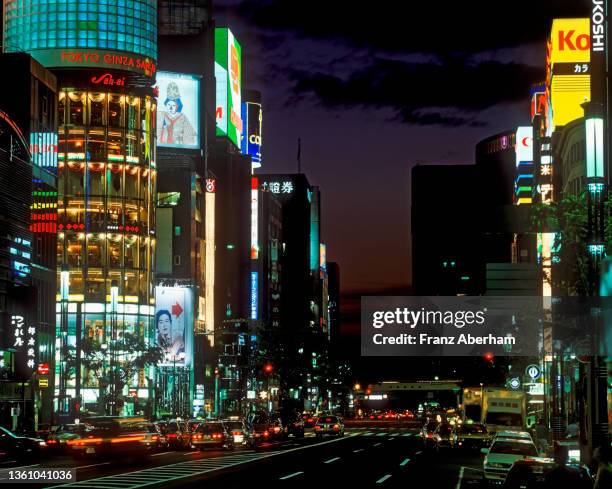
[481,438,539,485]
[369,411,384,420]
[432,422,453,450]
[383,410,398,420]
[67,417,159,459]
[0,426,47,461]
[151,423,170,451]
[278,411,305,438]
[266,415,286,440]
[302,413,318,428]
[191,422,234,450]
[223,419,250,445]
[421,421,438,447]
[452,423,490,450]
[398,410,415,419]
[314,415,344,438]
[504,457,593,489]
[491,430,533,444]
[159,420,191,450]
[248,413,273,446]
[45,424,90,454]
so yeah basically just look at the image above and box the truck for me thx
[481,388,527,433]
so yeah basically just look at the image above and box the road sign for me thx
[526,364,541,380]
[508,377,521,390]
[39,377,49,388]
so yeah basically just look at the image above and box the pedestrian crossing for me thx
[46,452,269,489]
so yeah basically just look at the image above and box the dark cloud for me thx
[219,0,587,55]
[289,57,543,126]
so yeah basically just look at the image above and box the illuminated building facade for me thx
[0,53,58,429]
[3,0,158,418]
[156,0,216,417]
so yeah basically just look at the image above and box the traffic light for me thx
[483,352,494,362]
[263,363,273,374]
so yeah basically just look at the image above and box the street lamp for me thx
[172,351,186,417]
[58,264,70,417]
[108,280,119,415]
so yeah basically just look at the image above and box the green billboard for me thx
[215,28,243,148]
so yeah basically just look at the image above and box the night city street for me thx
[0,0,611,488]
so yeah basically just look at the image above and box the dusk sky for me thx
[216,1,587,295]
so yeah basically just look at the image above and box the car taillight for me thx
[67,437,103,446]
[151,435,158,441]
[111,435,145,443]
[168,434,177,439]
[307,418,313,423]
[333,424,340,430]
[273,427,281,433]
[232,431,241,436]
[46,439,58,444]
[263,431,269,437]
[193,434,202,440]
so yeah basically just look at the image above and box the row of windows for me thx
[59,233,153,271]
[59,164,155,201]
[59,93,156,133]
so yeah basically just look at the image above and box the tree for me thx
[67,333,165,415]
[530,192,595,296]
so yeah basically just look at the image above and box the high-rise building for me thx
[3,0,159,418]
[156,0,215,419]
[257,174,329,410]
[0,52,58,428]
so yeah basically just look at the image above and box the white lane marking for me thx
[76,463,111,470]
[373,442,382,447]
[415,450,423,455]
[324,457,341,464]
[400,458,410,466]
[151,452,174,457]
[376,474,392,484]
[353,448,364,453]
[279,471,304,480]
[47,432,358,488]
[455,466,465,489]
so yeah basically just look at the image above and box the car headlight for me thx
[486,462,505,469]
[39,441,47,447]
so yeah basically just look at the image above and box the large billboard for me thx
[547,19,591,130]
[215,28,243,148]
[155,286,193,366]
[156,72,200,149]
[241,101,263,168]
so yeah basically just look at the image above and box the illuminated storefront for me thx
[54,85,157,415]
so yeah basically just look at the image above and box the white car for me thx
[491,430,533,444]
[482,438,539,484]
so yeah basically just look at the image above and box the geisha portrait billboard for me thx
[155,286,193,367]
[156,71,200,149]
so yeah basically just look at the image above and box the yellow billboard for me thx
[547,18,591,130]
[548,18,591,66]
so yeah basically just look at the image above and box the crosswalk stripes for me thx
[45,452,268,489]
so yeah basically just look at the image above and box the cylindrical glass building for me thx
[3,0,158,417]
